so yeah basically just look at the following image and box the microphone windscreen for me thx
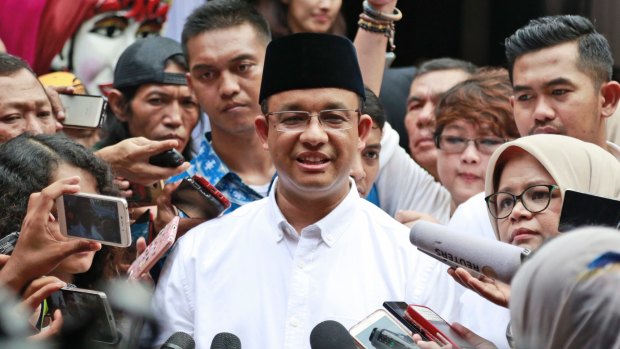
[310,320,357,349]
[161,331,195,349]
[410,221,526,283]
[210,332,241,349]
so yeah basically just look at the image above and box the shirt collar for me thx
[268,177,360,247]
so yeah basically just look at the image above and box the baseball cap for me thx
[113,36,187,89]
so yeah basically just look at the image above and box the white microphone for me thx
[409,221,530,283]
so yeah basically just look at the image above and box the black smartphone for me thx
[171,175,230,219]
[47,286,118,344]
[149,149,185,168]
[383,301,430,341]
[558,189,620,232]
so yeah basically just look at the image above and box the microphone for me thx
[310,320,357,349]
[161,332,195,349]
[410,221,530,283]
[210,332,241,349]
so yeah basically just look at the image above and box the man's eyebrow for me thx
[513,77,576,92]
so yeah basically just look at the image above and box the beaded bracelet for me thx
[357,17,396,51]
[363,0,403,22]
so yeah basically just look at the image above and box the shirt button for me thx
[297,261,305,269]
[290,319,299,327]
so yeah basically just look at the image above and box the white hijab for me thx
[510,227,620,349]
[484,134,620,240]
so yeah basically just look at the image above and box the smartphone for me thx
[405,305,474,349]
[349,309,420,349]
[47,286,118,344]
[0,231,19,255]
[59,94,106,129]
[56,192,131,247]
[127,216,179,280]
[127,180,165,207]
[149,149,185,168]
[559,189,620,232]
[171,175,231,219]
[383,302,430,341]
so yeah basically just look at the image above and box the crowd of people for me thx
[0,1,619,348]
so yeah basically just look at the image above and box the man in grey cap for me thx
[151,33,430,349]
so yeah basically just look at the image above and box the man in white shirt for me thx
[151,33,442,349]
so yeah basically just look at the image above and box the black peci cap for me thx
[113,37,187,89]
[259,33,366,103]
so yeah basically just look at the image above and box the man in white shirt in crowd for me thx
[151,33,442,349]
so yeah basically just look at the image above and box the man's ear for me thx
[357,114,373,149]
[255,115,270,150]
[107,89,129,122]
[600,80,620,118]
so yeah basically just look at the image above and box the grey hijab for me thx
[510,227,620,349]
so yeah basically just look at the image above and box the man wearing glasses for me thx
[151,33,434,349]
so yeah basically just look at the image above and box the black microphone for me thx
[161,332,195,349]
[210,332,241,349]
[410,221,531,283]
[310,320,357,349]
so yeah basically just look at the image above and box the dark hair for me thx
[268,0,346,39]
[0,53,35,77]
[505,15,613,86]
[0,134,118,288]
[416,57,477,79]
[434,68,519,141]
[99,56,196,160]
[181,0,271,60]
[362,87,386,130]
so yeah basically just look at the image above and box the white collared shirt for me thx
[151,179,444,349]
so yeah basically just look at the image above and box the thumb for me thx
[58,239,101,258]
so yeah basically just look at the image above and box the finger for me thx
[32,177,81,212]
[114,178,131,191]
[395,210,420,223]
[22,276,64,300]
[30,309,64,340]
[57,239,102,258]
[145,138,180,156]
[136,237,147,256]
[21,280,66,310]
[0,254,9,269]
[45,86,66,122]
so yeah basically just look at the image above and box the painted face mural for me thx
[52,0,170,96]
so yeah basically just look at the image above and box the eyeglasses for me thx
[266,109,359,132]
[485,184,560,219]
[435,135,507,155]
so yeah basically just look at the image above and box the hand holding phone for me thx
[128,216,179,280]
[58,93,107,129]
[56,192,131,247]
[47,286,118,344]
[405,305,474,349]
[149,149,185,168]
[349,309,419,349]
[383,301,430,341]
[171,175,230,219]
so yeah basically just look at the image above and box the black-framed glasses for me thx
[435,135,507,155]
[485,184,560,219]
[266,109,360,132]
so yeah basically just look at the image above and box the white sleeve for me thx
[376,123,451,224]
[150,236,196,347]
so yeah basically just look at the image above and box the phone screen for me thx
[47,289,117,343]
[352,312,419,349]
[62,195,122,244]
[410,306,472,349]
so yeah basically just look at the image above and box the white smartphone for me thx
[127,216,179,279]
[47,286,118,344]
[59,94,107,129]
[349,309,420,349]
[56,192,131,247]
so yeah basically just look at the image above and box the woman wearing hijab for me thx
[510,227,620,349]
[414,134,620,349]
